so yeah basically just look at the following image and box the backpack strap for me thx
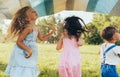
[102,45,116,64]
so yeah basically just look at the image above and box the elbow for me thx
[16,40,20,45]
[56,48,59,50]
[78,43,84,46]
[16,40,22,46]
[38,37,45,41]
[38,38,44,41]
[56,47,61,50]
[78,42,84,46]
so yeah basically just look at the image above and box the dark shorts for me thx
[100,63,118,77]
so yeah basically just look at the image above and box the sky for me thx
[54,10,94,24]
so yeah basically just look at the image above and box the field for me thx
[0,43,120,77]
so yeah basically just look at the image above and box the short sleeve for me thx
[113,46,120,55]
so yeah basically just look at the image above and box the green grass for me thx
[0,43,120,77]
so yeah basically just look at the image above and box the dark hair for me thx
[101,26,118,41]
[64,16,88,41]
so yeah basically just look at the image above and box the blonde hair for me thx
[4,6,31,41]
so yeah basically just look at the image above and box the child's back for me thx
[100,43,120,65]
[59,37,81,65]
[56,16,88,77]
[59,37,81,77]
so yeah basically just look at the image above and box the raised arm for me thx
[37,26,56,41]
[77,38,84,46]
[56,33,64,50]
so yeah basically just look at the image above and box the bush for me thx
[85,25,104,45]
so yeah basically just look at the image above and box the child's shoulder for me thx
[23,24,33,32]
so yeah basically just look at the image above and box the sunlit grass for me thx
[0,43,120,77]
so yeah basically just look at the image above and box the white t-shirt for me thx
[100,43,120,65]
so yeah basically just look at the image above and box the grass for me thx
[0,42,120,77]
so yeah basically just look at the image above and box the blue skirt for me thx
[100,63,118,77]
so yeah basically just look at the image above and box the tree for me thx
[85,23,103,45]
[85,13,120,45]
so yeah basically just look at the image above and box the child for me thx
[56,16,88,77]
[4,6,56,77]
[99,26,120,77]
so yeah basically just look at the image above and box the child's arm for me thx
[17,26,32,58]
[56,33,64,50]
[98,49,100,54]
[77,38,84,46]
[98,45,101,54]
[37,26,56,41]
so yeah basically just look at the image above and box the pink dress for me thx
[58,38,81,77]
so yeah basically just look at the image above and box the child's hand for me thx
[78,38,84,46]
[25,50,32,58]
[50,25,56,32]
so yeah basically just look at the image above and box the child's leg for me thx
[72,64,81,77]
[108,65,118,77]
[100,63,105,77]
[59,66,68,77]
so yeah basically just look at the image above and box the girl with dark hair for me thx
[4,6,55,77]
[56,16,88,77]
